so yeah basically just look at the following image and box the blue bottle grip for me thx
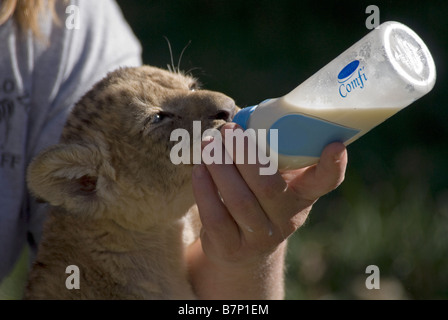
[267,114,360,157]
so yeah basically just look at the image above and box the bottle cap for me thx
[384,21,436,91]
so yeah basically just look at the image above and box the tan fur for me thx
[24,65,237,299]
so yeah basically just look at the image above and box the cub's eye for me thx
[152,113,164,124]
[141,111,176,135]
[151,111,174,124]
[189,81,200,92]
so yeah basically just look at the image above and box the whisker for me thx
[163,36,176,73]
[177,40,192,74]
[185,66,202,77]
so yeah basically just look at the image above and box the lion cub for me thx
[24,66,236,299]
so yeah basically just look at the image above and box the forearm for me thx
[188,240,287,300]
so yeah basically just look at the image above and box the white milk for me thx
[233,21,436,170]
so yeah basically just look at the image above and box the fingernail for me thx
[201,135,215,151]
[334,148,346,163]
[202,135,214,142]
[222,122,240,133]
[231,122,242,130]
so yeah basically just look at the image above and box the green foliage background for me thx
[2,0,447,300]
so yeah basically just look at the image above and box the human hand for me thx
[188,122,347,299]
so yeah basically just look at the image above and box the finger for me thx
[200,136,272,238]
[221,124,347,235]
[191,163,240,250]
[221,123,301,225]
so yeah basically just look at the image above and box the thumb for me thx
[286,142,348,202]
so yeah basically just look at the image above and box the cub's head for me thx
[27,66,236,224]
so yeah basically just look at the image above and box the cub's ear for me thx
[27,144,116,215]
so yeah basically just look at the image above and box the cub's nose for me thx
[205,93,236,122]
[182,90,237,124]
[208,110,232,122]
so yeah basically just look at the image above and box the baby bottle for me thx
[233,21,436,170]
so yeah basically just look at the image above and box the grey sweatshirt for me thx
[0,0,142,280]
